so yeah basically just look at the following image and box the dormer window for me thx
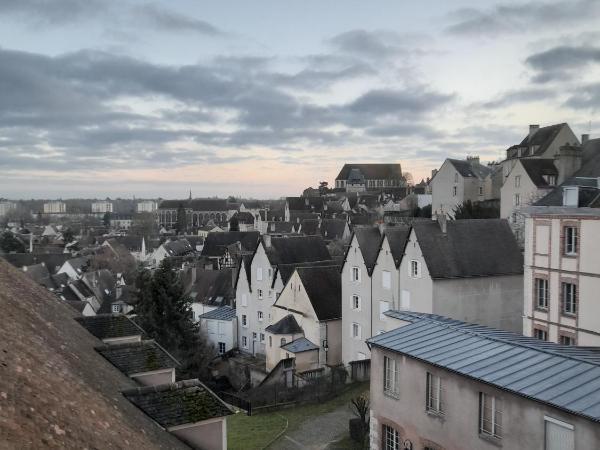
[542,175,556,186]
[563,187,579,206]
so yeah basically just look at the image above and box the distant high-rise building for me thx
[43,201,66,214]
[136,200,158,213]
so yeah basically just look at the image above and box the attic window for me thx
[543,175,556,186]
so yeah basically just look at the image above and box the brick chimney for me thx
[554,144,582,185]
[529,124,540,139]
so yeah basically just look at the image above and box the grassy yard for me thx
[227,381,369,450]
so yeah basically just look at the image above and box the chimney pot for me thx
[437,213,448,234]
[529,124,540,138]
[582,134,590,145]
[263,234,272,248]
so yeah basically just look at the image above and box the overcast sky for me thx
[1,0,599,199]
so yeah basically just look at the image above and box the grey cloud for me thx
[0,0,106,25]
[348,89,454,115]
[133,3,225,36]
[564,83,600,110]
[446,0,600,37]
[480,87,557,108]
[526,45,600,83]
[329,30,412,60]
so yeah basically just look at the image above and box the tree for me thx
[62,228,75,243]
[453,200,499,219]
[175,203,187,234]
[130,212,157,238]
[229,215,239,232]
[102,212,112,227]
[349,394,370,446]
[413,204,432,218]
[318,181,329,195]
[135,260,215,379]
[402,172,414,187]
[0,232,26,253]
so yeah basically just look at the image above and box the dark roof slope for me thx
[353,227,382,274]
[75,314,145,340]
[520,159,558,187]
[96,340,180,375]
[123,379,233,428]
[265,236,331,266]
[265,314,303,335]
[369,312,600,423]
[0,259,187,449]
[200,231,260,257]
[519,123,566,155]
[281,337,319,353]
[198,305,237,321]
[447,159,492,180]
[384,225,411,267]
[413,219,523,279]
[320,219,347,240]
[336,163,403,180]
[0,252,70,273]
[297,265,342,321]
[188,269,234,307]
[275,259,339,286]
[162,239,193,256]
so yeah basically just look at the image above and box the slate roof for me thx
[265,221,295,234]
[200,231,260,257]
[534,178,600,208]
[265,314,303,335]
[520,159,558,187]
[369,312,600,423]
[0,258,187,449]
[96,340,180,376]
[352,227,382,275]
[581,137,600,168]
[519,123,567,156]
[198,305,237,321]
[264,235,331,266]
[158,198,229,211]
[413,219,523,279]
[123,379,233,428]
[289,211,321,223]
[447,159,492,180]
[162,239,194,256]
[281,337,319,353]
[0,252,70,273]
[231,211,255,224]
[336,164,403,181]
[275,259,339,286]
[75,314,146,340]
[188,269,234,307]
[383,225,411,267]
[296,265,342,321]
[320,219,347,240]
[286,196,325,211]
[299,219,320,235]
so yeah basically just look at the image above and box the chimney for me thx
[116,285,122,299]
[467,155,480,165]
[582,134,590,145]
[263,234,272,248]
[437,213,447,234]
[529,124,540,138]
[554,144,582,185]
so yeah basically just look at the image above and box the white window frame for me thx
[515,175,521,188]
[562,282,577,315]
[351,266,361,282]
[409,260,420,278]
[479,392,502,439]
[514,193,520,206]
[382,424,399,450]
[426,372,443,414]
[258,289,263,300]
[111,304,120,313]
[351,322,361,339]
[534,328,548,341]
[241,293,247,307]
[218,342,226,355]
[242,336,248,348]
[564,226,577,255]
[351,294,361,311]
[383,355,399,398]
[258,311,263,321]
[535,278,548,309]
[256,267,263,281]
[452,186,457,197]
[241,314,248,327]
[260,333,265,342]
[382,270,391,289]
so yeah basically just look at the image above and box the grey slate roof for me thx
[296,265,342,321]
[320,219,347,240]
[534,178,600,208]
[187,269,235,307]
[369,312,600,422]
[520,159,558,187]
[266,314,303,335]
[281,337,319,353]
[200,231,260,257]
[158,198,229,211]
[519,123,567,156]
[447,159,492,180]
[96,340,180,376]
[352,227,382,275]
[275,259,339,286]
[198,305,237,321]
[413,219,523,279]
[384,225,411,268]
[162,239,194,256]
[123,379,233,428]
[264,235,331,266]
[336,163,403,181]
[75,314,145,340]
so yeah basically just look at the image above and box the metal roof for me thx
[370,311,600,423]
[281,337,319,353]
[198,305,236,321]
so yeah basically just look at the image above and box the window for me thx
[242,336,248,348]
[479,393,502,439]
[218,342,226,355]
[379,301,389,320]
[352,267,360,282]
[256,267,263,281]
[452,186,457,197]
[258,311,263,321]
[352,323,361,339]
[383,356,399,397]
[410,260,420,278]
[535,278,548,309]
[241,294,247,307]
[515,175,521,188]
[514,193,520,206]
[562,282,577,315]
[258,289,263,300]
[533,328,548,341]
[111,304,120,313]
[351,294,361,310]
[564,227,577,255]
[479,186,483,195]
[382,270,391,289]
[268,268,273,279]
[454,173,458,183]
[382,425,399,450]
[545,416,574,450]
[252,332,257,340]
[400,290,411,310]
[241,314,247,327]
[280,338,286,347]
[560,335,576,346]
[426,372,443,414]
[269,336,273,347]
[260,333,265,342]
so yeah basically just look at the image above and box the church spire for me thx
[189,189,192,200]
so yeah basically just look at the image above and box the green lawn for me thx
[227,382,369,450]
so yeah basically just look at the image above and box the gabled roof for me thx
[447,159,492,180]
[188,269,234,307]
[534,179,600,208]
[369,312,600,423]
[0,252,70,274]
[264,235,331,266]
[274,259,339,287]
[231,211,255,224]
[299,219,320,236]
[320,219,347,240]
[383,225,411,268]
[296,265,342,321]
[75,314,145,340]
[286,196,325,211]
[519,123,567,156]
[198,305,237,321]
[336,164,403,181]
[281,337,319,353]
[413,219,523,279]
[200,231,260,257]
[123,379,233,428]
[96,340,180,376]
[519,159,558,188]
[265,314,303,335]
[265,221,295,234]
[353,227,382,275]
[162,239,193,256]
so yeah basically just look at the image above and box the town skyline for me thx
[2,0,600,198]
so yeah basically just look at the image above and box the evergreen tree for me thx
[175,203,187,234]
[453,200,499,219]
[0,232,26,253]
[135,260,215,379]
[102,212,111,227]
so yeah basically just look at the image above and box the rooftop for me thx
[198,305,237,321]
[281,337,319,353]
[96,340,180,376]
[75,314,145,340]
